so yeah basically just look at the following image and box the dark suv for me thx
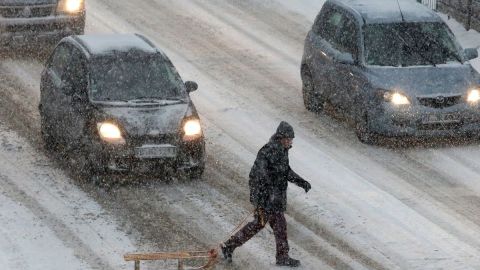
[0,0,85,46]
[39,34,205,179]
[301,0,480,143]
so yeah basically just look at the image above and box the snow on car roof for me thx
[74,34,158,56]
[332,0,442,24]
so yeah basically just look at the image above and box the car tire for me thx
[78,148,106,185]
[41,117,57,151]
[187,164,205,180]
[73,14,86,35]
[355,113,378,145]
[302,66,325,113]
[79,158,108,185]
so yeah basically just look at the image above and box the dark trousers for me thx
[224,209,289,260]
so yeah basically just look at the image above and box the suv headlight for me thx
[57,0,84,14]
[97,122,125,144]
[467,89,480,103]
[383,91,410,105]
[183,118,202,141]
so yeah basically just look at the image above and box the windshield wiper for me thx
[164,97,186,101]
[128,97,185,105]
[129,96,163,102]
[102,97,129,102]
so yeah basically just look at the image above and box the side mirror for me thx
[185,81,198,93]
[464,48,479,61]
[336,52,355,65]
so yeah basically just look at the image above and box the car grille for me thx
[0,5,55,18]
[128,134,179,147]
[5,22,65,33]
[417,95,462,109]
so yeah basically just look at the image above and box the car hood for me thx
[0,0,57,5]
[97,103,190,137]
[365,64,480,97]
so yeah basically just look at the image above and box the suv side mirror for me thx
[185,81,198,93]
[464,48,478,61]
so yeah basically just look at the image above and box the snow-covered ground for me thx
[0,125,136,270]
[1,1,480,269]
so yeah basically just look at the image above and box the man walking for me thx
[221,121,311,267]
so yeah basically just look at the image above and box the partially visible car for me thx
[0,0,85,46]
[39,33,205,180]
[301,0,480,144]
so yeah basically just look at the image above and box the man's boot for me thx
[276,257,301,267]
[220,243,233,263]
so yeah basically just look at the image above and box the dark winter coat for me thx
[249,124,309,212]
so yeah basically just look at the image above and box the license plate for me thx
[421,113,460,124]
[135,144,177,159]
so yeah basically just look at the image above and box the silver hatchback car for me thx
[301,0,480,143]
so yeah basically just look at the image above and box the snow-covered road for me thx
[1,1,480,269]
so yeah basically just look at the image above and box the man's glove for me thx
[302,181,311,193]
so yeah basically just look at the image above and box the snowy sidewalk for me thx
[440,13,480,71]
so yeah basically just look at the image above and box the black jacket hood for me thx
[273,121,295,139]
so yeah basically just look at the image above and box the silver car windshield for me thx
[364,22,462,67]
[90,53,187,102]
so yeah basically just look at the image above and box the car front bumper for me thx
[0,12,85,45]
[368,103,480,137]
[88,138,206,174]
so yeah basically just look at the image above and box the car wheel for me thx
[302,66,325,113]
[0,46,6,58]
[41,118,57,151]
[187,164,205,180]
[355,113,378,145]
[73,18,86,35]
[74,142,106,184]
[74,27,85,35]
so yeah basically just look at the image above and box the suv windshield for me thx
[364,22,461,67]
[90,53,187,102]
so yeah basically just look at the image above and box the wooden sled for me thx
[124,249,218,270]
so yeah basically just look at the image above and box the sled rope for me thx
[219,210,255,244]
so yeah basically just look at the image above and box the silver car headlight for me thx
[57,0,84,14]
[383,91,411,105]
[467,89,480,103]
[97,122,126,144]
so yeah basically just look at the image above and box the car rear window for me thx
[90,52,187,102]
[364,22,462,67]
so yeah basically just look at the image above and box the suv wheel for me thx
[41,117,57,151]
[77,146,106,184]
[302,66,325,112]
[187,163,205,180]
[355,113,378,145]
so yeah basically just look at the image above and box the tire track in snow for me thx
[0,175,114,270]
[0,126,137,270]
